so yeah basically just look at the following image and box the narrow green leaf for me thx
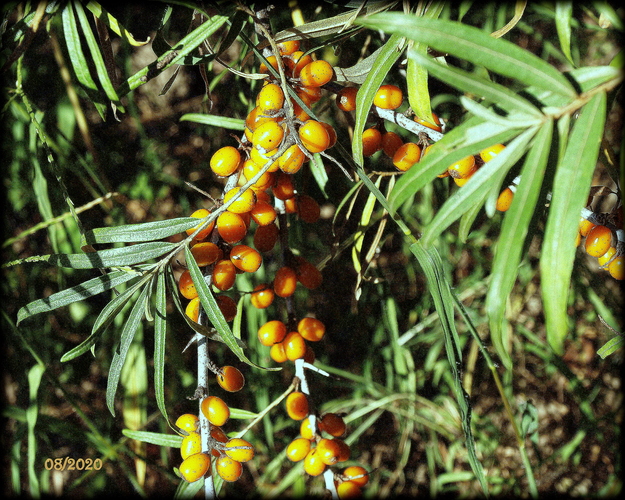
[457,199,485,243]
[122,429,183,448]
[541,92,606,354]
[597,335,624,359]
[486,120,553,369]
[180,114,245,131]
[17,268,143,324]
[82,218,199,245]
[106,286,150,416]
[555,1,574,65]
[27,363,45,497]
[153,270,168,421]
[310,153,329,198]
[357,15,577,98]
[62,3,98,91]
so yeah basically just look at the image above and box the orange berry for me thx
[217,211,248,244]
[317,438,341,465]
[343,465,369,487]
[243,159,276,190]
[258,319,287,346]
[212,259,237,291]
[273,266,298,297]
[215,455,243,482]
[286,437,312,462]
[578,217,596,237]
[585,225,612,257]
[253,222,279,252]
[178,270,198,300]
[608,255,624,280]
[190,241,221,267]
[272,171,296,200]
[447,155,477,179]
[185,296,201,322]
[224,438,254,463]
[259,55,279,74]
[277,39,300,56]
[175,413,200,434]
[393,142,421,172]
[270,341,288,363]
[223,187,257,214]
[295,257,323,289]
[320,122,337,149]
[286,51,313,77]
[479,143,506,162]
[252,120,284,152]
[256,83,285,114]
[299,59,334,87]
[245,106,281,138]
[414,112,442,132]
[230,244,263,273]
[186,209,215,241]
[597,246,617,267]
[299,120,331,153]
[318,412,346,437]
[279,144,307,174]
[334,438,351,462]
[250,283,275,309]
[216,295,237,322]
[300,416,316,439]
[303,448,327,476]
[286,391,309,420]
[284,331,307,360]
[217,365,245,392]
[298,317,326,342]
[210,146,241,177]
[201,395,230,427]
[373,84,403,110]
[209,425,228,457]
[179,452,210,482]
[297,85,323,103]
[336,480,362,498]
[496,187,514,212]
[249,199,277,226]
[336,86,358,112]
[180,431,202,460]
[362,127,382,157]
[381,131,403,158]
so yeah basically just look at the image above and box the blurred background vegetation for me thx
[1,1,622,498]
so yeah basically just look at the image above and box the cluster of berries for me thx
[577,212,624,280]
[175,365,251,483]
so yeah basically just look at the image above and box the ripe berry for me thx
[230,244,263,273]
[296,195,321,224]
[578,217,596,237]
[362,128,382,157]
[373,84,403,110]
[336,86,358,112]
[343,465,369,487]
[414,112,442,132]
[298,317,326,342]
[201,395,230,427]
[215,455,243,482]
[250,283,275,309]
[303,448,327,476]
[286,437,312,462]
[297,85,323,103]
[318,412,346,437]
[273,266,298,297]
[286,51,313,77]
[256,83,285,114]
[216,295,237,322]
[210,146,241,177]
[191,242,221,267]
[187,209,215,241]
[224,438,254,463]
[277,39,300,56]
[175,413,200,434]
[295,257,323,289]
[320,122,337,149]
[597,246,617,267]
[270,341,288,363]
[217,365,245,392]
[286,391,309,420]
[300,416,316,439]
[258,320,287,346]
[584,225,612,257]
[254,223,280,252]
[180,431,202,460]
[223,187,257,214]
[299,120,331,153]
[480,143,506,162]
[259,55,279,74]
[217,211,248,244]
[243,160,276,191]
[317,438,341,465]
[179,270,198,300]
[249,199,277,226]
[209,425,228,457]
[336,480,362,499]
[447,155,477,179]
[279,144,307,174]
[299,59,334,87]
[608,255,624,280]
[252,120,284,152]
[284,331,307,360]
[334,438,351,462]
[179,452,210,482]
[393,142,421,172]
[212,259,237,291]
[185,296,201,323]
[245,106,282,139]
[381,131,403,158]
[272,172,296,200]
[496,187,514,212]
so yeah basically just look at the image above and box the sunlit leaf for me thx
[82,218,199,245]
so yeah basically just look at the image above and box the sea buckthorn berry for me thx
[298,317,326,342]
[374,84,403,110]
[230,244,262,273]
[259,55,279,74]
[250,283,275,309]
[362,127,383,157]
[381,131,404,158]
[185,297,201,323]
[295,257,323,289]
[254,222,279,252]
[179,452,210,482]
[608,255,624,280]
[296,194,321,224]
[343,465,369,487]
[191,242,221,267]
[243,159,275,190]
[274,266,298,297]
[317,438,341,465]
[447,155,477,179]
[304,344,316,364]
[223,187,257,214]
[175,413,199,434]
[453,174,474,187]
[303,448,327,476]
[270,341,288,363]
[286,51,314,77]
[393,142,421,172]
[217,211,248,244]
[215,456,243,482]
[284,196,298,214]
[575,231,582,247]
[209,425,228,457]
[212,259,237,291]
[597,246,617,267]
[180,431,202,460]
[186,209,215,241]
[334,438,351,462]
[224,438,254,463]
[319,412,346,437]
[286,391,309,420]
[284,331,307,360]
[272,172,296,200]
[258,319,287,346]
[201,395,230,427]
[252,120,284,152]
[277,39,300,56]
[414,112,442,132]
[256,83,285,114]
[217,365,245,392]
[585,225,612,257]
[496,187,514,212]
[286,437,312,462]
[297,85,323,103]
[178,270,198,300]
[216,295,237,322]
[336,86,358,112]
[250,147,281,173]
[320,122,337,149]
[300,416,315,439]
[299,59,334,87]
[249,199,277,226]
[337,480,362,499]
[210,146,241,177]
[480,143,506,162]
[299,120,331,154]
[578,217,596,237]
[279,144,307,174]
[245,106,281,136]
